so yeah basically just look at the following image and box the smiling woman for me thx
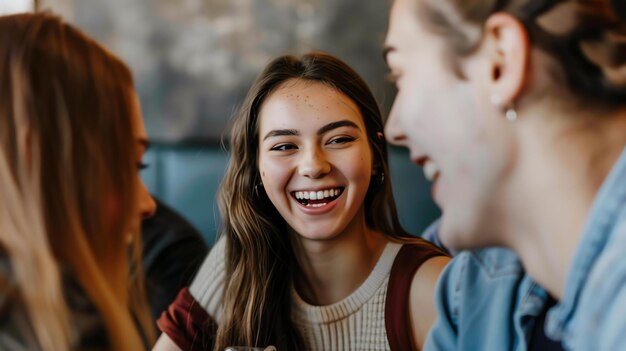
[383,0,626,349]
[154,52,449,351]
[257,80,375,242]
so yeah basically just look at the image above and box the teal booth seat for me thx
[141,144,440,246]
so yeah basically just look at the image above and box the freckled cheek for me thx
[259,161,270,185]
[343,154,373,186]
[259,160,290,193]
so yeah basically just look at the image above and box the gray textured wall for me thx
[41,0,395,143]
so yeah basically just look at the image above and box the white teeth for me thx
[294,188,342,201]
[423,160,440,182]
[306,203,328,208]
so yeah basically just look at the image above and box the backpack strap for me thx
[385,243,447,351]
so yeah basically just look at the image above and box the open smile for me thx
[291,187,345,208]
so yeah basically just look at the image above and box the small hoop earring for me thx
[254,183,263,197]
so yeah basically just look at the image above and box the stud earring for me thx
[505,107,518,122]
[490,94,518,122]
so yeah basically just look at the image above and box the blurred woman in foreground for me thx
[0,12,156,350]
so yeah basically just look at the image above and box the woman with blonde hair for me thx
[0,12,156,350]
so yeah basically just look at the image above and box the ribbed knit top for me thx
[189,237,403,350]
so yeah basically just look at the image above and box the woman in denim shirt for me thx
[383,0,626,350]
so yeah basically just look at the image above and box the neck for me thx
[291,212,388,306]
[504,110,626,299]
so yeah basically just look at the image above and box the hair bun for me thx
[611,0,626,22]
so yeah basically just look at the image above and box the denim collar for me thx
[545,146,626,344]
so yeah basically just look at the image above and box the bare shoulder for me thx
[409,255,450,312]
[408,255,450,350]
[412,255,450,289]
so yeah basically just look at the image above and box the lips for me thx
[291,187,344,208]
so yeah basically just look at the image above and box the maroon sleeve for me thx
[385,243,448,351]
[157,287,218,351]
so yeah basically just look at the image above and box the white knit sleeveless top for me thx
[189,238,402,350]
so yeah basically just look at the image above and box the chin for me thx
[298,230,339,242]
[290,224,342,242]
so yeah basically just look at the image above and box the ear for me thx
[482,13,530,106]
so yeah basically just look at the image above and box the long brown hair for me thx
[416,0,626,108]
[215,52,434,350]
[0,12,153,350]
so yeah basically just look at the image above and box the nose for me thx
[385,103,407,147]
[139,181,157,219]
[298,147,331,179]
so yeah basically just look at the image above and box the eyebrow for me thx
[262,119,360,141]
[263,129,299,141]
[317,120,360,136]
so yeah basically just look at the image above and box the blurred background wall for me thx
[29,0,440,244]
[0,0,34,14]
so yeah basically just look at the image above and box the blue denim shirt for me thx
[424,146,626,351]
